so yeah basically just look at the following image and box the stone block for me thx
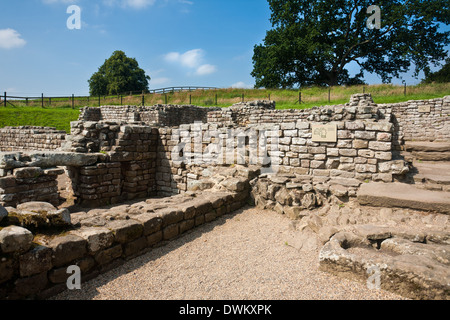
[94,244,123,266]
[107,220,143,244]
[0,226,34,254]
[163,224,179,240]
[49,235,87,268]
[71,227,114,254]
[368,141,392,151]
[133,213,163,236]
[19,246,52,277]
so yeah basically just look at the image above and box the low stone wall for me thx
[0,166,255,300]
[0,127,66,152]
[79,105,221,127]
[379,96,450,146]
[0,167,63,207]
[207,95,379,126]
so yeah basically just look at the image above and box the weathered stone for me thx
[0,226,33,253]
[13,167,44,179]
[0,204,7,223]
[275,187,292,206]
[353,224,392,241]
[318,226,339,245]
[283,206,305,220]
[16,201,56,212]
[133,213,163,236]
[107,220,143,244]
[71,227,114,254]
[49,235,87,267]
[302,193,317,209]
[330,184,348,197]
[19,246,53,277]
[94,244,122,266]
[14,271,48,297]
[0,258,14,284]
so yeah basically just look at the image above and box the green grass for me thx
[1,82,449,132]
[0,105,80,133]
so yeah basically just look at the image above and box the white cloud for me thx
[0,29,26,49]
[103,0,156,9]
[231,82,254,89]
[164,49,217,76]
[124,0,156,9]
[165,49,204,68]
[42,0,78,4]
[196,64,217,76]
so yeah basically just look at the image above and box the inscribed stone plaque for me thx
[312,124,337,143]
[418,106,431,113]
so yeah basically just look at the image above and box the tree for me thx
[88,50,150,96]
[252,0,450,88]
[422,57,450,83]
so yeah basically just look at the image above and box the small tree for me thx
[422,58,450,83]
[88,50,150,96]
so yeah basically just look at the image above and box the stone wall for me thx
[207,95,378,126]
[79,105,221,127]
[0,127,66,152]
[378,96,450,147]
[64,123,159,207]
[0,167,63,207]
[0,188,251,299]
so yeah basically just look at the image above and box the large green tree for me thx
[88,50,150,96]
[252,0,450,88]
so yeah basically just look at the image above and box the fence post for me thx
[41,93,44,108]
[165,94,167,104]
[215,93,218,105]
[189,94,192,105]
[299,91,302,104]
[403,81,407,96]
[72,94,74,109]
[242,93,244,103]
[49,97,51,106]
[328,88,331,103]
[98,95,101,107]
[3,92,6,107]
[120,95,123,106]
[142,94,145,106]
[268,93,271,101]
[26,98,28,106]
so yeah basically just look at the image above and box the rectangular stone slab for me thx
[357,182,450,214]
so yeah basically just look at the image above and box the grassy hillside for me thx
[0,83,449,133]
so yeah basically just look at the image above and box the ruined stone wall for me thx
[79,105,220,127]
[207,95,377,126]
[0,127,66,152]
[378,96,450,146]
[65,124,158,207]
[0,189,251,299]
[0,167,63,207]
[154,108,406,199]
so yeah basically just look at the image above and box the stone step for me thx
[412,161,450,190]
[404,142,450,162]
[357,182,450,214]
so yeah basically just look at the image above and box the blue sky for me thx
[0,0,448,96]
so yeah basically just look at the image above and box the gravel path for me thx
[51,207,405,300]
